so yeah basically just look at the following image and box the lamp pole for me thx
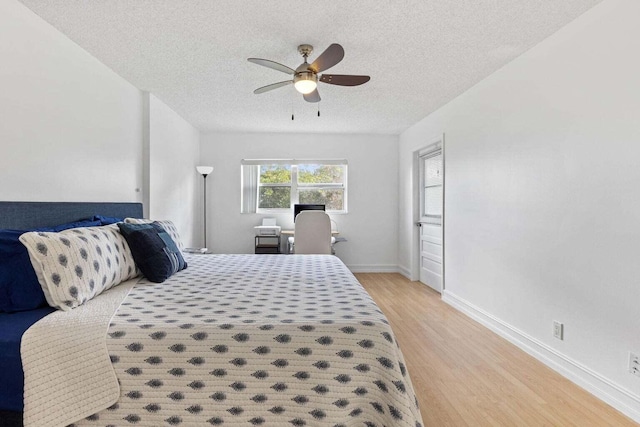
[196,166,214,249]
[203,173,208,248]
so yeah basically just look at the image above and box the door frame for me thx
[412,134,445,291]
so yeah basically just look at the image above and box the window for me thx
[258,164,292,209]
[241,159,347,213]
[419,150,442,224]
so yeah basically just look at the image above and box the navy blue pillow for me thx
[50,218,101,231]
[0,218,101,312]
[92,215,124,225]
[117,222,187,283]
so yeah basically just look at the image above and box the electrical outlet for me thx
[630,352,640,377]
[553,321,563,340]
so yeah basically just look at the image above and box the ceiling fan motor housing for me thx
[294,64,317,94]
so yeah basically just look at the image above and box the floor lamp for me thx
[196,166,214,250]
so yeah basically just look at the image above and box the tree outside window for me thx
[258,165,291,209]
[297,164,344,210]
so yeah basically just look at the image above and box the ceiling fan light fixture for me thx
[294,71,317,94]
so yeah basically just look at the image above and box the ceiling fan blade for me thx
[320,74,370,86]
[248,58,295,75]
[254,80,293,94]
[309,44,344,73]
[303,88,321,103]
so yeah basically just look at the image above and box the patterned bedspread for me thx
[74,254,423,426]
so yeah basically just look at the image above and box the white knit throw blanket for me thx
[21,279,136,427]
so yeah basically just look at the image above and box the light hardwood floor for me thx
[355,273,638,427]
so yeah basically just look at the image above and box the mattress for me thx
[0,306,55,412]
[23,254,423,426]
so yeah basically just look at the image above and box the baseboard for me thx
[347,264,398,273]
[397,265,412,280]
[442,290,640,424]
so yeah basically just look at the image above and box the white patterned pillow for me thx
[124,218,185,251]
[19,224,139,311]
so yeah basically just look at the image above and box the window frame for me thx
[242,159,348,214]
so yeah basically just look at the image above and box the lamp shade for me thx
[294,79,317,94]
[293,71,317,94]
[196,166,214,175]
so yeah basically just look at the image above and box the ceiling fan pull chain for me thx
[317,104,321,117]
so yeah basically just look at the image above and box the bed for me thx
[0,202,423,427]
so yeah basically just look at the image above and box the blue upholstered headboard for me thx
[0,201,143,230]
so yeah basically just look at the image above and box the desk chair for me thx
[291,211,332,254]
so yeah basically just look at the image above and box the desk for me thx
[281,230,341,254]
[280,230,340,236]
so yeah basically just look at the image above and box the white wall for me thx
[0,0,143,203]
[200,132,398,271]
[0,1,200,245]
[398,0,640,421]
[149,94,200,247]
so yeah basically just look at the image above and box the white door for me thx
[418,143,443,292]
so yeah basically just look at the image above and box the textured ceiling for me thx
[19,0,602,135]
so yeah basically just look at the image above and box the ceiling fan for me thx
[248,43,370,103]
